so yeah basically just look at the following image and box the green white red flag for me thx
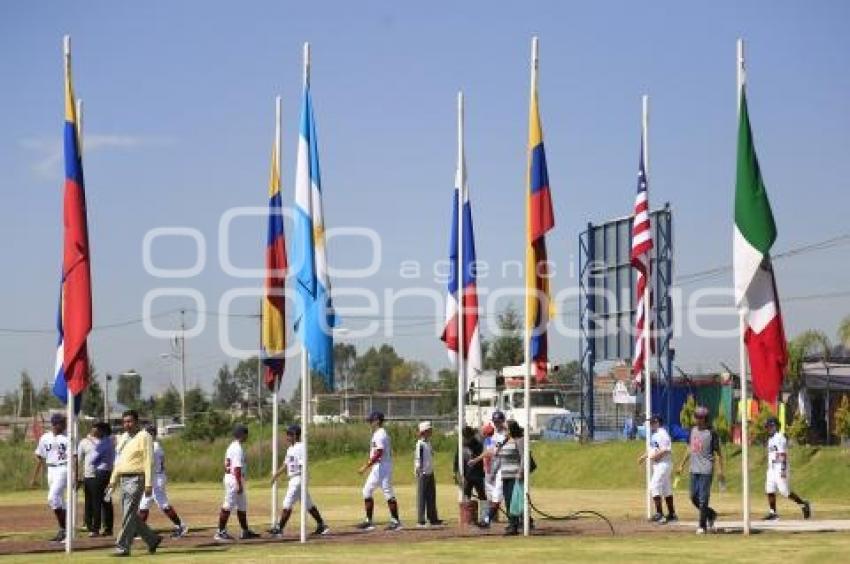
[733,87,787,406]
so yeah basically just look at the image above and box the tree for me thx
[81,377,104,419]
[353,345,403,392]
[435,368,458,414]
[334,343,357,391]
[838,315,850,353]
[117,371,142,408]
[835,395,850,444]
[36,381,62,411]
[155,386,182,418]
[550,360,580,385]
[18,371,36,417]
[485,305,523,372]
[184,387,209,416]
[390,361,431,391]
[786,330,830,421]
[233,356,269,409]
[212,364,240,409]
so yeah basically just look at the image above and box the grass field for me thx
[3,440,850,562]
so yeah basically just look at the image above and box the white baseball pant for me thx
[222,474,247,512]
[282,476,314,510]
[139,474,170,510]
[362,465,395,500]
[46,466,67,510]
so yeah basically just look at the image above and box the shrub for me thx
[679,394,696,430]
[714,410,731,443]
[749,402,774,444]
[835,395,850,442]
[787,412,809,445]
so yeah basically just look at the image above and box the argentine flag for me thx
[292,69,336,387]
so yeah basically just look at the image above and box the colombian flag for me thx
[262,103,287,391]
[525,44,555,384]
[58,37,92,397]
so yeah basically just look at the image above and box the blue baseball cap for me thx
[492,410,506,423]
[233,424,249,437]
[286,424,301,436]
[50,413,66,425]
[368,411,385,423]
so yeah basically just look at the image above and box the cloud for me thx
[19,134,176,179]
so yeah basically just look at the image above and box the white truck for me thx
[464,364,571,437]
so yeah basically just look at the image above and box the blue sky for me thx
[1,1,848,400]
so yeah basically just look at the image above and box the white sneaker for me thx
[696,527,706,535]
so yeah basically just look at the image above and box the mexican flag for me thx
[733,88,788,406]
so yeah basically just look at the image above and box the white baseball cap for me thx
[418,421,432,433]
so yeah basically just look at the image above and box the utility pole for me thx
[104,374,111,422]
[180,308,186,424]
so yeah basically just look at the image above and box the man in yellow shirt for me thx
[107,410,162,557]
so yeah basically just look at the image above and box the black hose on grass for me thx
[526,495,616,535]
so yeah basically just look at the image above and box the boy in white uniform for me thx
[269,424,329,536]
[357,411,401,531]
[469,411,506,527]
[138,425,189,538]
[215,424,260,541]
[638,414,678,523]
[764,417,811,520]
[30,413,70,542]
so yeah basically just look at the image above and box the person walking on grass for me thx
[492,419,526,536]
[763,417,811,521]
[138,425,188,538]
[269,424,330,537]
[31,413,70,543]
[107,409,163,557]
[357,411,401,531]
[638,414,678,524]
[215,424,260,541]
[454,425,486,525]
[676,406,725,535]
[414,421,442,528]
[91,422,116,537]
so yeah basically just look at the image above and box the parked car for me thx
[541,414,577,441]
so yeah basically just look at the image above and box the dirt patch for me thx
[0,500,680,558]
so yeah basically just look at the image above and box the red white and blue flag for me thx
[53,41,92,404]
[631,139,653,382]
[441,106,482,382]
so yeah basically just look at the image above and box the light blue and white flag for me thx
[292,76,335,387]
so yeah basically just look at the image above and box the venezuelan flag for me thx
[58,37,92,397]
[262,101,287,391]
[525,48,555,384]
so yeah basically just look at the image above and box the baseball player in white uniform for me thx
[138,425,188,538]
[30,413,70,542]
[215,424,260,541]
[764,417,811,520]
[269,424,329,537]
[638,414,678,523]
[357,411,401,531]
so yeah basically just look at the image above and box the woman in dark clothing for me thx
[493,420,525,535]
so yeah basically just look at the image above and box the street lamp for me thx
[160,340,185,424]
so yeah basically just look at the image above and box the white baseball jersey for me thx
[492,430,508,450]
[285,442,305,478]
[225,440,246,475]
[35,431,70,466]
[152,441,166,475]
[650,428,673,464]
[767,432,788,471]
[370,428,392,468]
[414,439,434,475]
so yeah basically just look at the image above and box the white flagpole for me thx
[641,94,653,521]
[269,94,282,531]
[299,41,310,546]
[456,91,466,509]
[737,37,751,536]
[522,35,539,538]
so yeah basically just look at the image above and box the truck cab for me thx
[500,388,570,437]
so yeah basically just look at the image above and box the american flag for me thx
[631,140,653,383]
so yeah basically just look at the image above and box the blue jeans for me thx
[689,473,716,529]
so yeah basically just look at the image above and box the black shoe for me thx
[313,523,330,535]
[802,501,811,520]
[649,512,664,523]
[356,520,375,531]
[763,512,779,521]
[148,535,163,554]
[112,548,130,557]
[268,526,283,538]
[503,527,519,536]
[102,530,114,537]
[385,519,402,531]
[50,529,66,542]
[477,520,490,529]
[240,529,261,540]
[666,513,679,523]
[429,520,444,527]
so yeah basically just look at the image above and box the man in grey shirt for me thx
[677,406,725,534]
[76,428,99,536]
